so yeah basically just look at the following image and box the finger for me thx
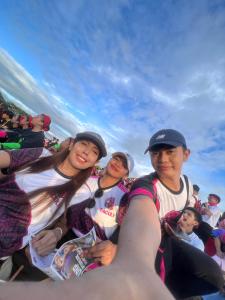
[32,231,47,242]
[33,236,55,252]
[36,243,56,256]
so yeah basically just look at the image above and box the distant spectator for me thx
[176,207,204,251]
[0,110,14,129]
[192,184,202,210]
[20,114,51,148]
[11,114,20,129]
[218,212,225,230]
[19,115,30,130]
[201,194,222,228]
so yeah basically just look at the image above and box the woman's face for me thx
[106,156,128,179]
[67,140,99,171]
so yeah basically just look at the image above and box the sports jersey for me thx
[129,172,194,218]
[0,148,92,258]
[67,176,128,241]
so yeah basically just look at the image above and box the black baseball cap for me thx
[144,129,187,154]
[75,131,107,159]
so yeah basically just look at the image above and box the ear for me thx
[183,148,191,162]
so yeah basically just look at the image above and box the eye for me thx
[93,149,99,156]
[167,150,175,154]
[151,151,159,156]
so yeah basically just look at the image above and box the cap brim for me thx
[89,137,107,157]
[76,133,107,158]
[145,141,183,153]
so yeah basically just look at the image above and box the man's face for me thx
[32,115,44,127]
[208,195,219,204]
[150,145,190,180]
[178,209,198,232]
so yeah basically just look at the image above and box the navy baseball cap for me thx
[75,131,107,158]
[144,129,187,154]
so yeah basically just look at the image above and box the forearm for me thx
[214,237,221,253]
[115,198,161,270]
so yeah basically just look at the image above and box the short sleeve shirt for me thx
[129,172,194,219]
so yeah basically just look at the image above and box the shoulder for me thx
[117,181,128,193]
[131,173,157,191]
[129,173,158,200]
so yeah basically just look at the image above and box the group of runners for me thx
[0,108,224,299]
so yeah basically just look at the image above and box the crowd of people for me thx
[0,108,52,149]
[0,106,224,300]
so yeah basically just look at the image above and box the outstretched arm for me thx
[0,198,174,300]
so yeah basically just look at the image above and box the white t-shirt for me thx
[0,147,91,258]
[202,205,221,228]
[67,176,128,240]
[129,172,194,218]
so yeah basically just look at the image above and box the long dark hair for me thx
[14,145,94,221]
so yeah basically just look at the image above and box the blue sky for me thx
[0,0,225,209]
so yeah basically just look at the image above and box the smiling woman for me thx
[0,131,107,278]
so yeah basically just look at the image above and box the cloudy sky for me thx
[0,0,225,208]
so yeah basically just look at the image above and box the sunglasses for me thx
[86,188,104,209]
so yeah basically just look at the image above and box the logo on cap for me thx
[156,134,166,140]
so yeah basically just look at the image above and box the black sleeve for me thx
[166,237,224,298]
[8,147,44,170]
[20,132,44,148]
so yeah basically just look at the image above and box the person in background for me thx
[175,207,204,251]
[19,115,30,130]
[201,194,222,228]
[192,184,202,210]
[0,110,14,129]
[20,114,51,148]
